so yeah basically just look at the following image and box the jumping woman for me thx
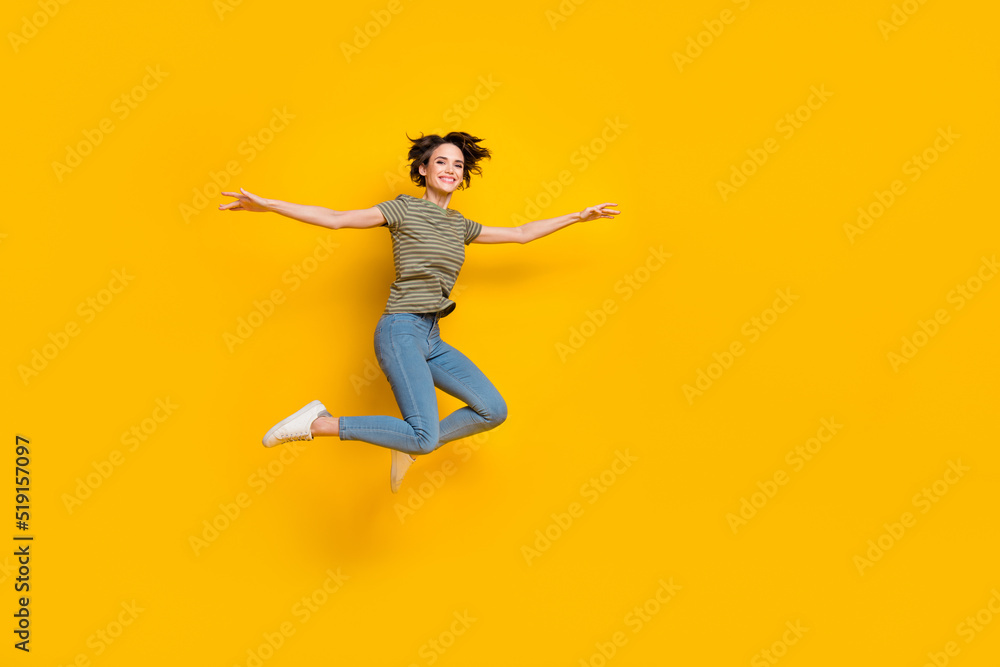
[219,131,619,492]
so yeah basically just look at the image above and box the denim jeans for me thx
[338,312,507,455]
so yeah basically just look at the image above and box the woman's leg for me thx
[311,313,507,453]
[334,314,442,455]
[426,325,508,446]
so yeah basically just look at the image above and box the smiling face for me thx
[419,143,465,193]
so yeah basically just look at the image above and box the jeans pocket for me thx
[388,313,424,336]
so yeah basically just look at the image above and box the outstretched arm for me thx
[219,187,386,229]
[472,202,620,244]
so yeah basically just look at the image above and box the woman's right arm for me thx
[219,187,386,229]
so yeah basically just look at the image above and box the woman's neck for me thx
[421,186,452,210]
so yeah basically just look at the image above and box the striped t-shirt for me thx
[375,194,482,318]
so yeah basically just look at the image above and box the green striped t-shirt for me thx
[375,194,482,318]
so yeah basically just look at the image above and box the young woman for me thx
[219,131,619,492]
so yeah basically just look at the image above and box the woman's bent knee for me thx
[411,426,440,454]
[489,396,508,426]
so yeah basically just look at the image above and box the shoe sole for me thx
[390,451,415,493]
[262,400,324,447]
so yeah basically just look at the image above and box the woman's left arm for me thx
[471,202,620,244]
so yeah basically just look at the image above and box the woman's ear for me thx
[418,162,427,177]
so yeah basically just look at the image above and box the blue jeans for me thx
[338,312,507,455]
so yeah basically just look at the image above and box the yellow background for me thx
[3,0,999,664]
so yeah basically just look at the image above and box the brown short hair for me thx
[406,131,491,190]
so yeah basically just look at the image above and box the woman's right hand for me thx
[219,187,272,213]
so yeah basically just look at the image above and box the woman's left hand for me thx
[579,203,621,222]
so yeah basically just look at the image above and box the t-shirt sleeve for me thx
[374,195,408,231]
[464,215,482,245]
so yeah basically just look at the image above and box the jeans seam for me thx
[427,358,494,420]
[341,424,436,453]
[387,317,433,438]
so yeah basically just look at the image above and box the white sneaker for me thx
[262,400,330,447]
[390,450,416,493]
